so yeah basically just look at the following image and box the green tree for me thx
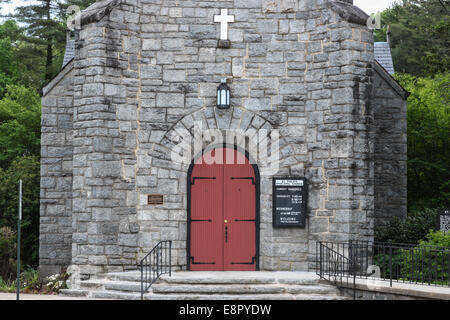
[0,85,41,169]
[0,156,40,267]
[375,0,450,76]
[11,0,96,84]
[396,73,450,210]
[0,20,34,97]
[14,0,66,82]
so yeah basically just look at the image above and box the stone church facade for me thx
[39,0,408,279]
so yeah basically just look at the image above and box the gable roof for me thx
[374,42,395,75]
[374,60,409,100]
[42,59,74,96]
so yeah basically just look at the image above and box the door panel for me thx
[190,149,223,270]
[189,147,257,271]
[223,150,256,271]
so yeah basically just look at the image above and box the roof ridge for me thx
[77,0,122,26]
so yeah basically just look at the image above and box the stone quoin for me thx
[39,0,408,281]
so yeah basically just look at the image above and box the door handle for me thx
[225,224,228,243]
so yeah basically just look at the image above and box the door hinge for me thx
[231,177,255,185]
[191,177,216,185]
[189,257,215,265]
[231,256,256,265]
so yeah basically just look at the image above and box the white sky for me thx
[354,0,399,14]
[1,0,399,20]
[1,1,30,15]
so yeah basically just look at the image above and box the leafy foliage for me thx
[11,0,96,83]
[374,0,450,76]
[20,268,42,292]
[14,0,67,81]
[0,226,16,281]
[0,20,36,96]
[0,156,40,267]
[0,85,41,169]
[399,231,450,284]
[395,73,450,211]
[0,268,69,294]
[44,272,70,293]
[375,208,438,244]
[373,231,450,285]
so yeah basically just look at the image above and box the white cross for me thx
[214,9,235,41]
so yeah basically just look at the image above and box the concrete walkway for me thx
[0,292,96,300]
[351,278,450,300]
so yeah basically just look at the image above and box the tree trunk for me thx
[45,43,53,81]
[45,0,52,81]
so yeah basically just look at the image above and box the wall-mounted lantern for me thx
[217,79,230,109]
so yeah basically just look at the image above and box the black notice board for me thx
[437,208,450,233]
[273,177,307,228]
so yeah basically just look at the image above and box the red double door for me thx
[189,148,257,271]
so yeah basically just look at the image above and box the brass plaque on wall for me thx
[148,194,163,205]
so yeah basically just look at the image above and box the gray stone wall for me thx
[40,0,409,278]
[39,63,75,278]
[371,69,408,224]
[131,0,377,272]
[70,8,143,276]
[340,288,429,300]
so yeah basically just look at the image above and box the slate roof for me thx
[62,39,75,69]
[374,42,395,75]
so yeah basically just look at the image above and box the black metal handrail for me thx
[317,240,450,297]
[348,240,450,287]
[316,241,357,299]
[140,240,172,300]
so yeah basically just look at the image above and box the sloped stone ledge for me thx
[339,278,450,300]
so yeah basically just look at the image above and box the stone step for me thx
[90,290,141,300]
[285,285,339,295]
[161,275,276,285]
[103,271,323,286]
[79,281,104,290]
[152,284,285,294]
[59,288,347,301]
[160,271,321,285]
[59,289,89,297]
[79,279,142,292]
[152,283,338,295]
[59,271,347,300]
[144,293,348,300]
[105,271,141,283]
[104,281,142,292]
